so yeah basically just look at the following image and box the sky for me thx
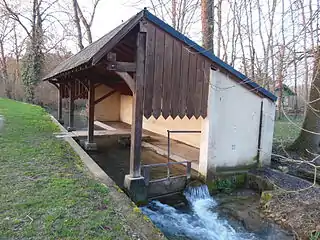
[91,0,141,40]
[82,0,202,49]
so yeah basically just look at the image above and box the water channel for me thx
[50,111,293,240]
[141,185,293,240]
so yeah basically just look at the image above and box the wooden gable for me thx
[143,22,211,120]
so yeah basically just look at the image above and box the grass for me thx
[0,99,134,240]
[273,116,303,147]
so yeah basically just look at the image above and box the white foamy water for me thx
[141,185,260,240]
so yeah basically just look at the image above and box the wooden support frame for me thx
[106,52,136,72]
[68,80,75,131]
[115,71,135,93]
[58,83,63,123]
[129,27,147,178]
[94,90,116,105]
[87,79,95,143]
[106,61,136,72]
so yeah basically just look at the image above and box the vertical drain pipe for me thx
[257,100,264,164]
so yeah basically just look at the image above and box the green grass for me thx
[0,99,133,240]
[273,116,303,146]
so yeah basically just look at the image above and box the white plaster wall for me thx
[120,95,202,147]
[259,98,276,165]
[200,69,265,173]
[94,85,120,121]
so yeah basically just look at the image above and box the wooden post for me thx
[87,79,95,143]
[68,80,75,131]
[58,84,63,124]
[129,30,146,178]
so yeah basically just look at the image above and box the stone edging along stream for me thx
[50,115,166,240]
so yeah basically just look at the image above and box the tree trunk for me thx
[73,0,84,49]
[217,0,222,57]
[172,0,177,29]
[201,0,214,52]
[76,2,93,44]
[290,47,320,154]
[0,41,10,98]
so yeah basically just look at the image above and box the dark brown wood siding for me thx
[143,22,210,119]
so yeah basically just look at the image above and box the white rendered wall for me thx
[199,69,275,177]
[259,98,276,165]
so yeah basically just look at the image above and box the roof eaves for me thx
[143,10,277,102]
[91,11,145,65]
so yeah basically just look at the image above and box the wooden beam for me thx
[58,84,63,123]
[115,71,135,93]
[107,52,116,61]
[94,90,116,105]
[94,83,102,89]
[68,80,75,131]
[129,30,146,178]
[87,79,95,143]
[106,61,136,72]
[92,12,144,64]
[49,80,59,89]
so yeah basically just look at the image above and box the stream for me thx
[141,185,292,240]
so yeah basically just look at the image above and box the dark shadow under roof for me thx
[43,9,277,102]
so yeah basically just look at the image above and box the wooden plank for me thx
[87,79,95,143]
[63,83,69,98]
[129,31,146,178]
[115,71,135,93]
[186,53,197,119]
[170,40,182,119]
[179,46,190,118]
[152,28,165,119]
[74,80,78,98]
[143,23,156,119]
[68,80,75,130]
[161,33,174,119]
[94,90,116,105]
[106,61,136,72]
[92,12,144,64]
[58,83,63,122]
[194,56,205,118]
[200,60,211,117]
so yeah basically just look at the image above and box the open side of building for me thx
[43,9,277,201]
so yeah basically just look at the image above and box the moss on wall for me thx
[207,173,247,193]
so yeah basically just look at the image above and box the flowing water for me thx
[141,185,286,240]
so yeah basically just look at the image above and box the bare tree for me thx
[201,0,214,51]
[0,14,12,97]
[146,0,200,35]
[71,0,102,49]
[73,0,84,50]
[291,46,320,153]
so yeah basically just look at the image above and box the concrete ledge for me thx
[147,176,188,198]
[142,141,199,171]
[50,115,166,240]
[94,120,116,130]
[124,175,147,204]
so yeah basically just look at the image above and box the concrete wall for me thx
[94,85,120,121]
[199,69,275,177]
[120,95,202,148]
[259,98,276,165]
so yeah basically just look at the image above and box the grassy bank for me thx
[0,99,140,240]
[274,117,303,147]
